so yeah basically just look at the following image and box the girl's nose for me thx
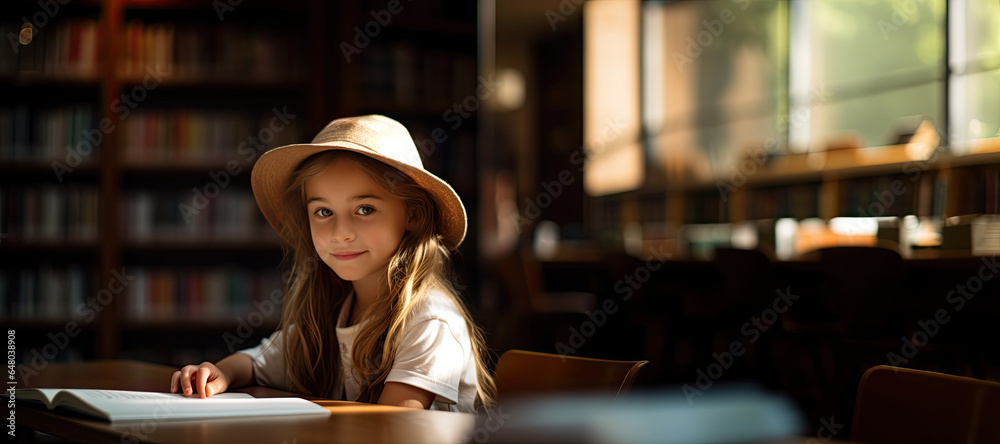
[331,218,355,243]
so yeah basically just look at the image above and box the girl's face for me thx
[304,158,411,289]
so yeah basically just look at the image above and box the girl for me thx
[169,115,495,412]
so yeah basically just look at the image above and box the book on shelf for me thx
[120,21,302,82]
[1,184,99,243]
[0,265,89,320]
[358,41,475,107]
[1,19,99,77]
[0,104,100,164]
[126,267,282,321]
[120,189,273,243]
[11,388,330,423]
[120,108,303,166]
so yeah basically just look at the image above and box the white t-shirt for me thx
[237,289,479,413]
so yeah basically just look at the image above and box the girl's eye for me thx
[313,208,333,218]
[356,205,376,216]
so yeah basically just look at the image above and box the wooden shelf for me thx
[122,0,307,12]
[122,239,280,253]
[120,318,279,330]
[664,144,1000,193]
[0,74,102,88]
[0,163,100,179]
[117,77,308,91]
[0,319,98,330]
[391,15,477,37]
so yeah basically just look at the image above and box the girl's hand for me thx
[170,361,231,398]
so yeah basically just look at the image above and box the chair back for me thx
[852,365,1000,443]
[494,349,648,402]
[818,246,904,333]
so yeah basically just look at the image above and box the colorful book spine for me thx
[0,184,99,243]
[124,266,282,322]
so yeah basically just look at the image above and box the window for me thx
[634,0,1000,182]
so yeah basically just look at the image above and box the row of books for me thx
[0,105,101,164]
[0,265,284,322]
[361,41,476,107]
[404,122,477,195]
[121,109,304,165]
[0,19,99,77]
[0,265,89,319]
[353,0,476,20]
[120,189,273,242]
[1,185,100,243]
[746,184,821,220]
[838,174,923,218]
[120,21,302,82]
[951,166,1000,215]
[124,267,283,321]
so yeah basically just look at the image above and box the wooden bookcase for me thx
[593,144,1000,254]
[1,0,479,365]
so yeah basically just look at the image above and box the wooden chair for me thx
[852,365,1000,443]
[494,349,648,402]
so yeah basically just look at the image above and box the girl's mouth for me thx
[332,251,365,260]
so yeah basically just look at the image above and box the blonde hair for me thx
[274,150,496,409]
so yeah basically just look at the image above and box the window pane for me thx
[805,0,945,149]
[951,69,1000,150]
[951,0,1000,73]
[809,0,945,90]
[649,115,781,183]
[811,81,943,148]
[644,0,787,179]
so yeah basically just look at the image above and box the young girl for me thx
[169,115,495,412]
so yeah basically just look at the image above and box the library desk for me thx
[13,360,475,444]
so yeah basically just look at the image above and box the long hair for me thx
[274,150,496,410]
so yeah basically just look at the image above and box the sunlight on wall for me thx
[583,0,642,196]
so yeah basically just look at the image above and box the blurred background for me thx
[2,0,999,436]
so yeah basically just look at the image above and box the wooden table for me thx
[12,360,475,444]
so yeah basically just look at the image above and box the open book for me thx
[12,388,331,423]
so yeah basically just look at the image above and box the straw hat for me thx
[251,115,467,250]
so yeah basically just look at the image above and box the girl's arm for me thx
[378,382,436,409]
[216,353,255,389]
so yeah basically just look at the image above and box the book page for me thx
[54,390,329,423]
[12,388,63,406]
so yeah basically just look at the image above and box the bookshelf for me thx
[600,143,1000,258]
[329,0,481,306]
[1,0,480,365]
[0,0,313,364]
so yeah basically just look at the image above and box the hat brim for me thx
[251,141,467,250]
